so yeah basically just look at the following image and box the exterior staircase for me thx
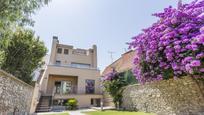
[36,96,52,112]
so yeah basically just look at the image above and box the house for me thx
[102,50,135,107]
[102,50,135,76]
[36,36,102,112]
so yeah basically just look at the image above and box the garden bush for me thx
[65,98,78,110]
[129,0,204,83]
[103,69,137,108]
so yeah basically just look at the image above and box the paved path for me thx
[37,109,96,115]
[37,107,114,115]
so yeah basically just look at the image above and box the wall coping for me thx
[123,76,192,88]
[0,69,33,88]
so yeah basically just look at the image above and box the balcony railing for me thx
[49,64,100,70]
[53,85,78,95]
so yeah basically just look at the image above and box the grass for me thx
[84,110,156,115]
[39,112,69,115]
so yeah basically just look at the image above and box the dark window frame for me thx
[57,48,62,54]
[56,60,61,65]
[64,49,69,55]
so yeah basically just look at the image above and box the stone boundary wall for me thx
[0,70,34,115]
[122,76,204,115]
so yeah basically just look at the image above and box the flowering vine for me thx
[129,0,204,83]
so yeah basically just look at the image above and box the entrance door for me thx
[55,81,61,94]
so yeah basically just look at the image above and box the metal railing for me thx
[48,64,100,71]
[54,85,78,95]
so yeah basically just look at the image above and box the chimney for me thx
[49,36,59,64]
[92,45,97,68]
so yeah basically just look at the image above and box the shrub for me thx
[65,98,78,110]
[129,0,204,84]
[103,69,137,108]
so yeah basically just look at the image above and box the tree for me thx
[1,28,47,84]
[129,0,204,83]
[0,0,50,69]
[0,0,49,29]
[103,69,137,109]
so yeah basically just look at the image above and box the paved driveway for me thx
[36,109,96,115]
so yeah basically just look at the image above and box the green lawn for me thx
[84,110,156,115]
[40,113,69,115]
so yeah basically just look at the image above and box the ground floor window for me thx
[55,81,72,94]
[85,79,95,94]
[91,99,94,105]
[90,98,101,107]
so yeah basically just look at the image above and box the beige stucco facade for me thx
[38,36,102,109]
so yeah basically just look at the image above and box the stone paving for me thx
[36,108,96,115]
[36,107,114,115]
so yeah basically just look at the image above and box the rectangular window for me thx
[54,81,72,95]
[56,60,61,65]
[64,49,69,55]
[71,62,91,68]
[57,48,62,54]
[61,81,72,94]
[85,79,95,94]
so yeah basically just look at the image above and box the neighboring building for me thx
[102,50,135,76]
[102,50,135,107]
[36,36,102,112]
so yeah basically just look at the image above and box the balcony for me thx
[48,64,100,70]
[54,85,78,95]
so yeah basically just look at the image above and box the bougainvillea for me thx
[129,0,204,83]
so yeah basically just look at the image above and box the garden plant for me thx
[129,0,204,83]
[65,98,78,110]
[103,69,137,108]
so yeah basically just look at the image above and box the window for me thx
[57,48,62,54]
[56,60,61,65]
[71,62,91,68]
[55,81,72,94]
[91,99,94,105]
[64,49,69,55]
[72,49,87,55]
[85,80,95,94]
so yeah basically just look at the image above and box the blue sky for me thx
[32,0,191,71]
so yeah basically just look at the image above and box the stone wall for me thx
[0,70,34,115]
[122,76,204,115]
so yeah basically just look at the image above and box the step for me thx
[36,109,51,112]
[37,107,50,110]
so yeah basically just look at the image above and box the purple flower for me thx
[200,26,204,34]
[191,44,198,51]
[174,45,181,50]
[200,68,204,72]
[190,60,201,67]
[129,0,204,83]
[196,53,204,59]
[196,35,204,43]
[183,56,193,63]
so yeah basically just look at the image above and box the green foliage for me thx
[1,28,47,84]
[103,70,137,108]
[0,0,49,30]
[162,69,174,80]
[65,98,78,110]
[123,70,138,85]
[0,0,49,84]
[0,0,50,48]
